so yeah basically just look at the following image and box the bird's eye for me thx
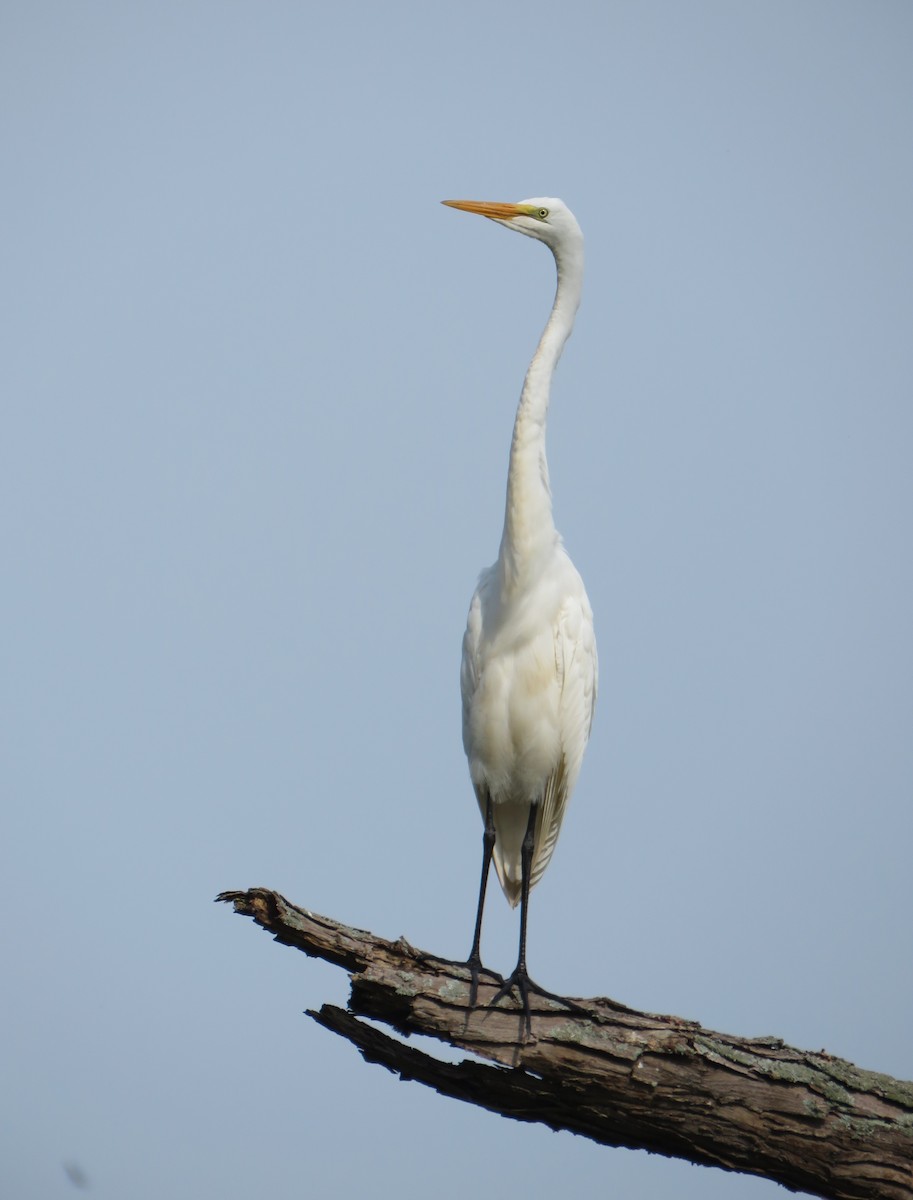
[537,207,549,220]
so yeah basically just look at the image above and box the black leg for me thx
[488,802,537,1031]
[466,791,496,1006]
[489,802,591,1037]
[515,799,536,979]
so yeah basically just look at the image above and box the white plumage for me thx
[444,196,597,1008]
[461,549,596,906]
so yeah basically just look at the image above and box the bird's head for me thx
[442,196,582,258]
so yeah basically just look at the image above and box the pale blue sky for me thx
[2,3,911,1197]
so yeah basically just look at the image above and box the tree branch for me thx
[217,887,913,1200]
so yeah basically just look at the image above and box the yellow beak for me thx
[442,199,528,221]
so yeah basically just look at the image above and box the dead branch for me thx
[217,887,913,1200]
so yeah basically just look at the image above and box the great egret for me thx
[443,197,598,1029]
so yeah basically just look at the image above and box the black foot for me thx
[467,950,486,1008]
[489,966,592,1036]
[424,952,503,1008]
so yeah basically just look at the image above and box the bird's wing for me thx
[458,583,494,835]
[530,588,598,888]
[460,590,482,742]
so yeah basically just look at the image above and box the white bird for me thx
[443,197,598,1027]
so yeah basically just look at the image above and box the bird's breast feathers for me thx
[461,554,597,805]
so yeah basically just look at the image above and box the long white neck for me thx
[498,239,583,590]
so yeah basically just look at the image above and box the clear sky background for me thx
[3,3,911,1197]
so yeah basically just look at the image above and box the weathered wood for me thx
[217,887,913,1200]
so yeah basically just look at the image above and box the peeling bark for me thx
[217,887,913,1200]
